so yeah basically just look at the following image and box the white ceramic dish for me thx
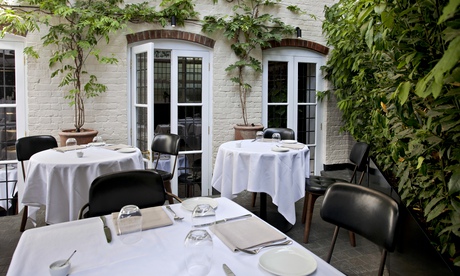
[181,197,218,211]
[117,147,137,153]
[259,247,317,276]
[281,140,297,144]
[88,142,106,146]
[271,146,289,152]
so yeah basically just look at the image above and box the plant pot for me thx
[58,129,98,146]
[233,124,264,140]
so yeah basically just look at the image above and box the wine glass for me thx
[191,204,216,228]
[184,229,213,276]
[65,138,77,148]
[255,131,263,142]
[272,133,281,144]
[92,135,104,145]
[117,205,143,244]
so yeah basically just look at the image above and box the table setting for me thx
[8,197,344,276]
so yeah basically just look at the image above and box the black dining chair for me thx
[148,134,182,204]
[251,127,296,207]
[16,135,58,231]
[78,170,182,219]
[320,182,399,276]
[302,142,370,244]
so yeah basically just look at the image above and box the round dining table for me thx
[211,139,310,231]
[22,145,145,224]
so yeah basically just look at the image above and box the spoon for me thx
[236,240,292,254]
[59,250,76,267]
[166,206,184,220]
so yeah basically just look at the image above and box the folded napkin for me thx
[209,217,286,251]
[280,143,305,150]
[111,206,173,235]
[103,144,134,151]
[54,145,86,152]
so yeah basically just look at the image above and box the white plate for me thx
[272,146,289,152]
[259,247,317,276]
[181,197,218,211]
[117,147,137,153]
[281,140,297,144]
[88,142,106,146]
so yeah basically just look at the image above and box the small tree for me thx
[0,0,197,132]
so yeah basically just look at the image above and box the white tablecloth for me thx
[8,197,343,276]
[212,140,310,225]
[22,146,145,224]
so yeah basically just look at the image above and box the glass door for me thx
[130,43,210,198]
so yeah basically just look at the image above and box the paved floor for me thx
[0,170,386,275]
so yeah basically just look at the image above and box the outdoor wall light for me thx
[171,15,176,27]
[296,27,302,38]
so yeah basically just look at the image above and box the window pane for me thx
[297,105,316,145]
[268,105,287,128]
[136,52,148,104]
[298,63,316,103]
[268,61,288,103]
[178,107,202,151]
[154,50,171,103]
[178,57,202,103]
[136,107,148,158]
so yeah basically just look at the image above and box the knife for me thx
[194,214,252,227]
[100,216,112,243]
[223,264,236,276]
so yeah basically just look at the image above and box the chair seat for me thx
[306,175,348,194]
[148,169,172,181]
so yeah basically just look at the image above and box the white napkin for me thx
[209,217,286,251]
[103,144,134,151]
[280,143,305,150]
[112,206,173,234]
[53,145,86,152]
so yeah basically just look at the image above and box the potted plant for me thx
[201,0,302,139]
[0,0,197,144]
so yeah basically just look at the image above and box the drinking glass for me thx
[65,138,77,147]
[117,205,143,244]
[191,204,216,228]
[184,229,213,276]
[255,131,264,142]
[92,135,104,144]
[272,133,281,144]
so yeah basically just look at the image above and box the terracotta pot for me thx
[233,124,264,140]
[58,129,98,146]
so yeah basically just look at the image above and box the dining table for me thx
[211,139,310,231]
[7,197,344,276]
[21,144,145,225]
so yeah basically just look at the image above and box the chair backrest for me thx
[349,142,370,171]
[15,135,58,180]
[320,182,399,252]
[262,128,295,140]
[86,170,167,218]
[151,134,182,174]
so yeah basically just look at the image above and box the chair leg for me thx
[378,249,388,276]
[303,192,320,243]
[163,180,174,204]
[348,231,356,247]
[20,205,28,232]
[326,226,340,263]
[251,192,257,207]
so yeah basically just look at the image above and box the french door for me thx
[129,42,211,197]
[263,49,325,175]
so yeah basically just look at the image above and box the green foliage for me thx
[202,0,300,125]
[0,0,197,131]
[322,0,460,267]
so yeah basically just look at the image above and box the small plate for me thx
[181,197,218,211]
[281,140,297,144]
[259,247,317,276]
[117,147,137,153]
[88,142,106,146]
[272,146,289,152]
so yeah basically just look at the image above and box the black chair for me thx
[251,127,296,207]
[320,182,399,276]
[302,142,370,243]
[178,158,201,198]
[148,134,182,204]
[78,170,182,218]
[16,135,58,231]
[262,127,295,140]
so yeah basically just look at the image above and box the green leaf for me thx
[448,171,460,194]
[438,0,460,24]
[416,156,425,169]
[395,81,411,104]
[426,202,447,222]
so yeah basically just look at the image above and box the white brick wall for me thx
[20,0,349,163]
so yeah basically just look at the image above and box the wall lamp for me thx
[171,15,176,27]
[296,27,302,38]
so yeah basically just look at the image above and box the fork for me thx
[166,205,184,220]
[236,240,293,254]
